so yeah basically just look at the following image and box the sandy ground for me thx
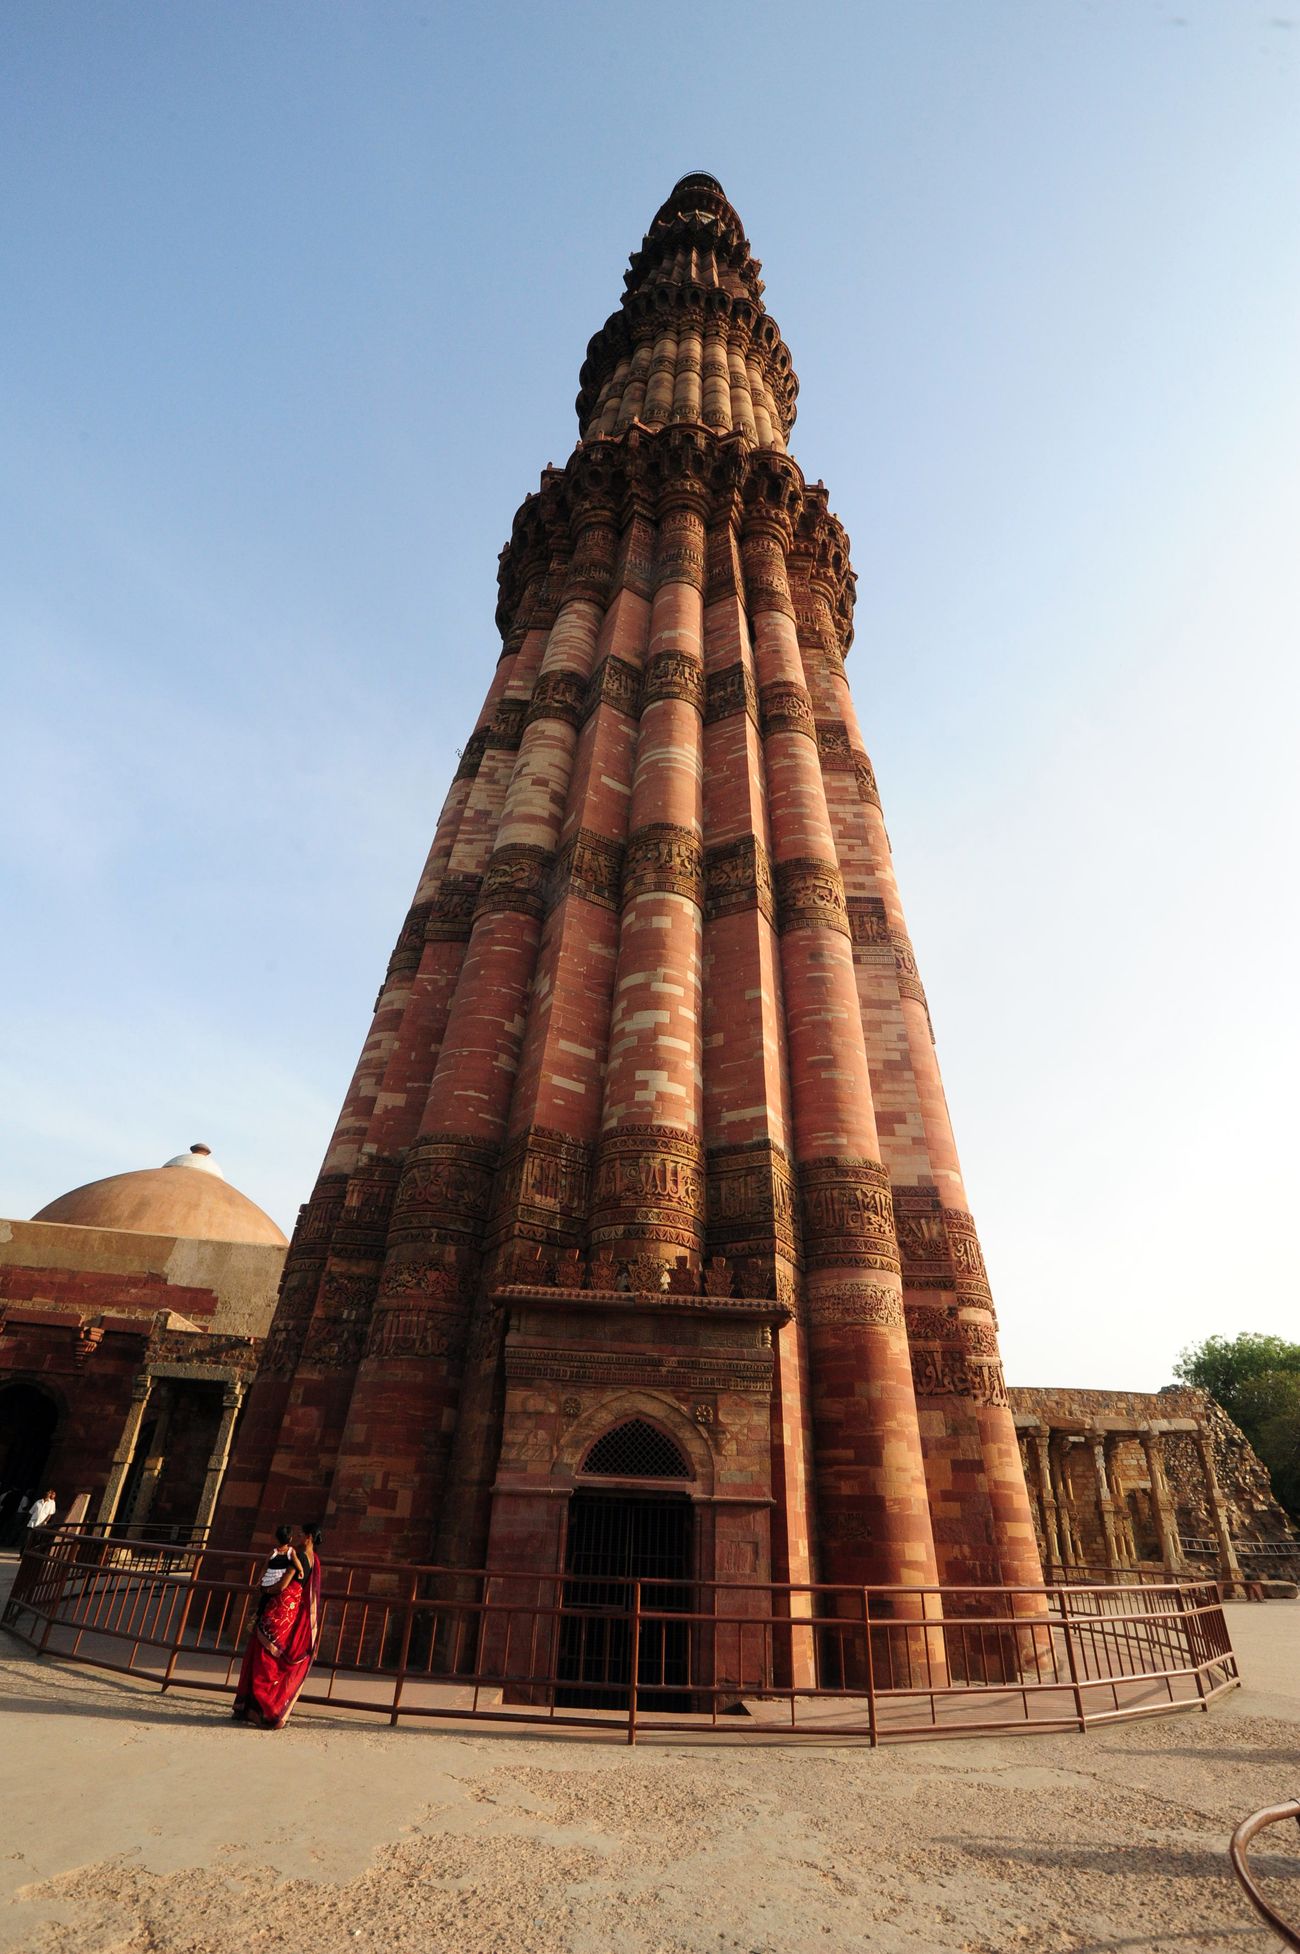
[2,1566,1298,1954]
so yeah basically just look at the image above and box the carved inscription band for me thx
[583,654,641,723]
[800,1157,900,1274]
[775,856,851,937]
[759,679,816,741]
[705,661,759,727]
[642,649,706,713]
[523,668,588,732]
[703,835,775,926]
[590,1125,706,1252]
[388,1134,500,1248]
[623,824,705,906]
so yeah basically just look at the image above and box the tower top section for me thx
[576,175,797,444]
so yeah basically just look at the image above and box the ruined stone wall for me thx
[1010,1384,1299,1571]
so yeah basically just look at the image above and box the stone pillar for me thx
[591,490,708,1272]
[1193,1424,1241,1588]
[1140,1429,1184,1574]
[1091,1433,1122,1574]
[1049,1437,1078,1566]
[192,1383,246,1541]
[700,508,813,1597]
[741,470,938,1594]
[96,1373,153,1526]
[1028,1427,1061,1571]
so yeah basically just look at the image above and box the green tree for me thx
[1174,1332,1300,1522]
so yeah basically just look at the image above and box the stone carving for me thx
[386,900,433,981]
[893,1190,949,1278]
[706,523,744,604]
[296,1175,348,1248]
[800,1157,900,1273]
[654,506,707,590]
[960,1319,1001,1359]
[591,1125,706,1251]
[389,1135,500,1248]
[904,1303,958,1341]
[505,1346,773,1394]
[911,1346,1009,1407]
[759,680,816,741]
[365,1308,457,1362]
[815,720,855,770]
[775,856,851,937]
[562,521,617,607]
[426,872,484,943]
[332,1163,401,1254]
[582,654,641,723]
[622,823,704,906]
[617,512,657,601]
[889,932,929,1008]
[706,1139,799,1263]
[704,660,759,727]
[806,1284,904,1328]
[474,843,553,922]
[642,648,706,713]
[524,668,588,731]
[491,1126,593,1250]
[454,728,488,782]
[855,753,882,810]
[703,834,775,926]
[845,896,890,947]
[943,1209,992,1301]
[259,1317,310,1378]
[301,1317,369,1370]
[549,828,624,913]
[486,696,528,752]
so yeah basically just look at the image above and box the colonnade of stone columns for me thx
[1017,1416,1243,1586]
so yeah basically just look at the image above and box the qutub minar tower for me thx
[214,175,1043,1600]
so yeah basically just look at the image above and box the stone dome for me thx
[32,1144,288,1246]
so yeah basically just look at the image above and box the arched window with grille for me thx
[580,1419,691,1480]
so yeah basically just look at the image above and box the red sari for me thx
[232,1557,322,1729]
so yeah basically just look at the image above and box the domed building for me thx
[0,1146,288,1541]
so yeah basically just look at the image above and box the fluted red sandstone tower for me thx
[214,175,1042,1599]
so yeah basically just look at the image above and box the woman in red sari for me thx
[232,1524,323,1729]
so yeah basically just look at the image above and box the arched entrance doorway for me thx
[0,1382,60,1530]
[557,1419,694,1709]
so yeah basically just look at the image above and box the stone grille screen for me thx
[582,1421,691,1480]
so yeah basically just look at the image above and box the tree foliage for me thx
[1174,1332,1300,1520]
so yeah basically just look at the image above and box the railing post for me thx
[36,1534,71,1656]
[863,1589,878,1747]
[1058,1587,1087,1731]
[389,1570,420,1726]
[161,1547,204,1692]
[627,1579,641,1747]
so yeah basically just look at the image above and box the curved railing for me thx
[1,1526,1238,1745]
[1230,1802,1300,1949]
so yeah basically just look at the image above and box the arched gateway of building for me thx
[553,1415,696,1706]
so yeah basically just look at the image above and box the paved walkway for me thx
[2,1561,1297,1952]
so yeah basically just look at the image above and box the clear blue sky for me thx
[2,1,1296,1390]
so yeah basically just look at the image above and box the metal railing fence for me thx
[2,1526,1238,1746]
